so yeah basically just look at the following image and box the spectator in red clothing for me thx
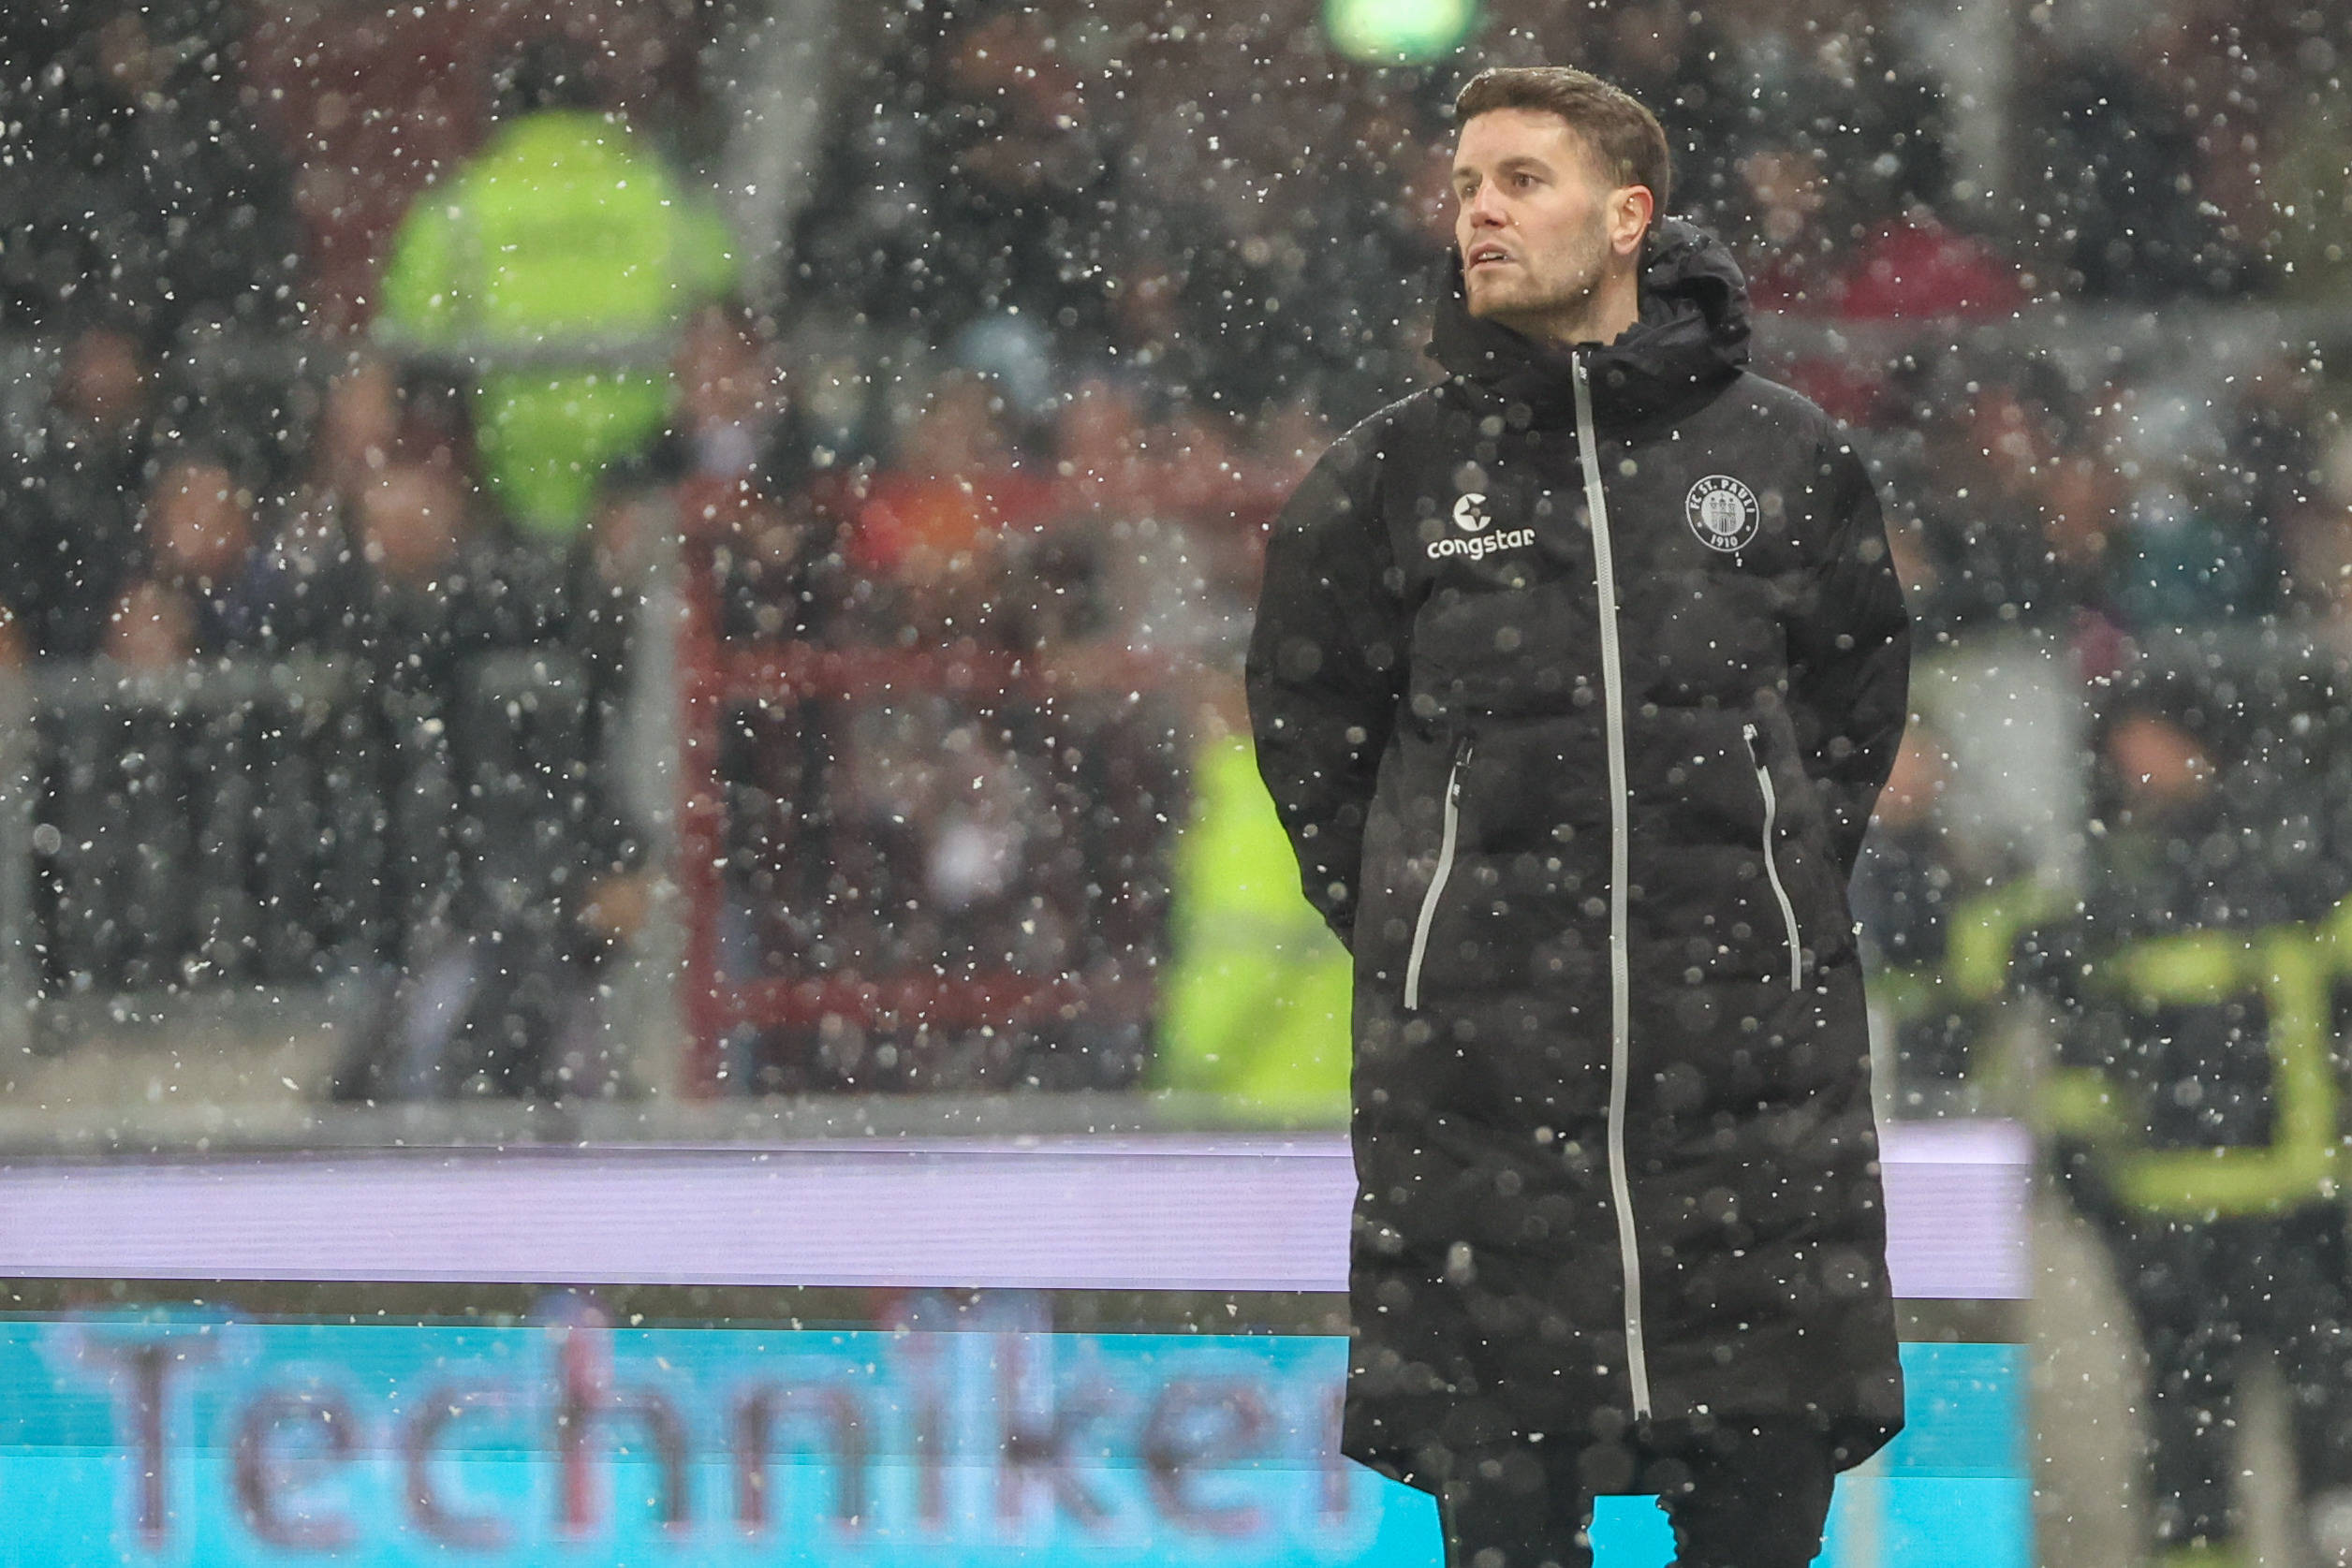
[1831,212,2030,320]
[847,371,1055,641]
[1741,143,2025,320]
[1053,378,1155,517]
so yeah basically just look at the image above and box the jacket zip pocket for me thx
[1402,738,1472,1011]
[1742,724,1804,991]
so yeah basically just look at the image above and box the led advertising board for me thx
[0,1312,2020,1566]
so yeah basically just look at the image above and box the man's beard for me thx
[1466,221,1610,334]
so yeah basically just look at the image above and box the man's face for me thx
[58,328,146,431]
[360,465,465,585]
[1452,109,1636,332]
[149,461,251,583]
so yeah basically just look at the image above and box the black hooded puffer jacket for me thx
[1247,219,1911,1492]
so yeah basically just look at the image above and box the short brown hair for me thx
[1454,66,1673,223]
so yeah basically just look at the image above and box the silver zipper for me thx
[1572,352,1650,1420]
[1743,724,1805,992]
[1402,739,1471,1011]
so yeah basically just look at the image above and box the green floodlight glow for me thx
[1324,0,1478,65]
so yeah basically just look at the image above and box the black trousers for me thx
[1437,1419,1838,1568]
[2104,1206,2352,1555]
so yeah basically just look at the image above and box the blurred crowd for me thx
[0,0,2349,1104]
[11,3,2352,1553]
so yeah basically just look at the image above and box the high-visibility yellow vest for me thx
[2043,914,2345,1219]
[1154,736,1353,1119]
[377,110,738,536]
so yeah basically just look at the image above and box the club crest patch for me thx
[1685,474,1760,553]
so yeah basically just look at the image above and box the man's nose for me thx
[1463,184,1507,227]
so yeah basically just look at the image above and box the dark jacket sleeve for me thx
[1786,435,1911,881]
[1245,430,1409,952]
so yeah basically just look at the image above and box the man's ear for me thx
[1613,184,1655,256]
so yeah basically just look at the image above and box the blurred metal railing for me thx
[0,676,34,1057]
[673,480,1187,1098]
[0,549,1192,1101]
[30,659,370,994]
[0,651,597,1039]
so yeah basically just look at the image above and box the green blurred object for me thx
[1155,735,1353,1121]
[376,110,739,539]
[1324,0,1478,64]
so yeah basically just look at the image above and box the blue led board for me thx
[0,1316,2021,1565]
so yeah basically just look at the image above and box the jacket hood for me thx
[1429,215,1752,431]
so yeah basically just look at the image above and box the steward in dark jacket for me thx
[321,464,644,1101]
[2037,639,2352,1562]
[1248,216,1912,1496]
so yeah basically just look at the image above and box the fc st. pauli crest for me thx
[1684,474,1760,553]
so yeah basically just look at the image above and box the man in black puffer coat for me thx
[1248,67,1910,1568]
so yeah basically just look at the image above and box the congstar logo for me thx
[1428,528,1535,561]
[1429,491,1533,560]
